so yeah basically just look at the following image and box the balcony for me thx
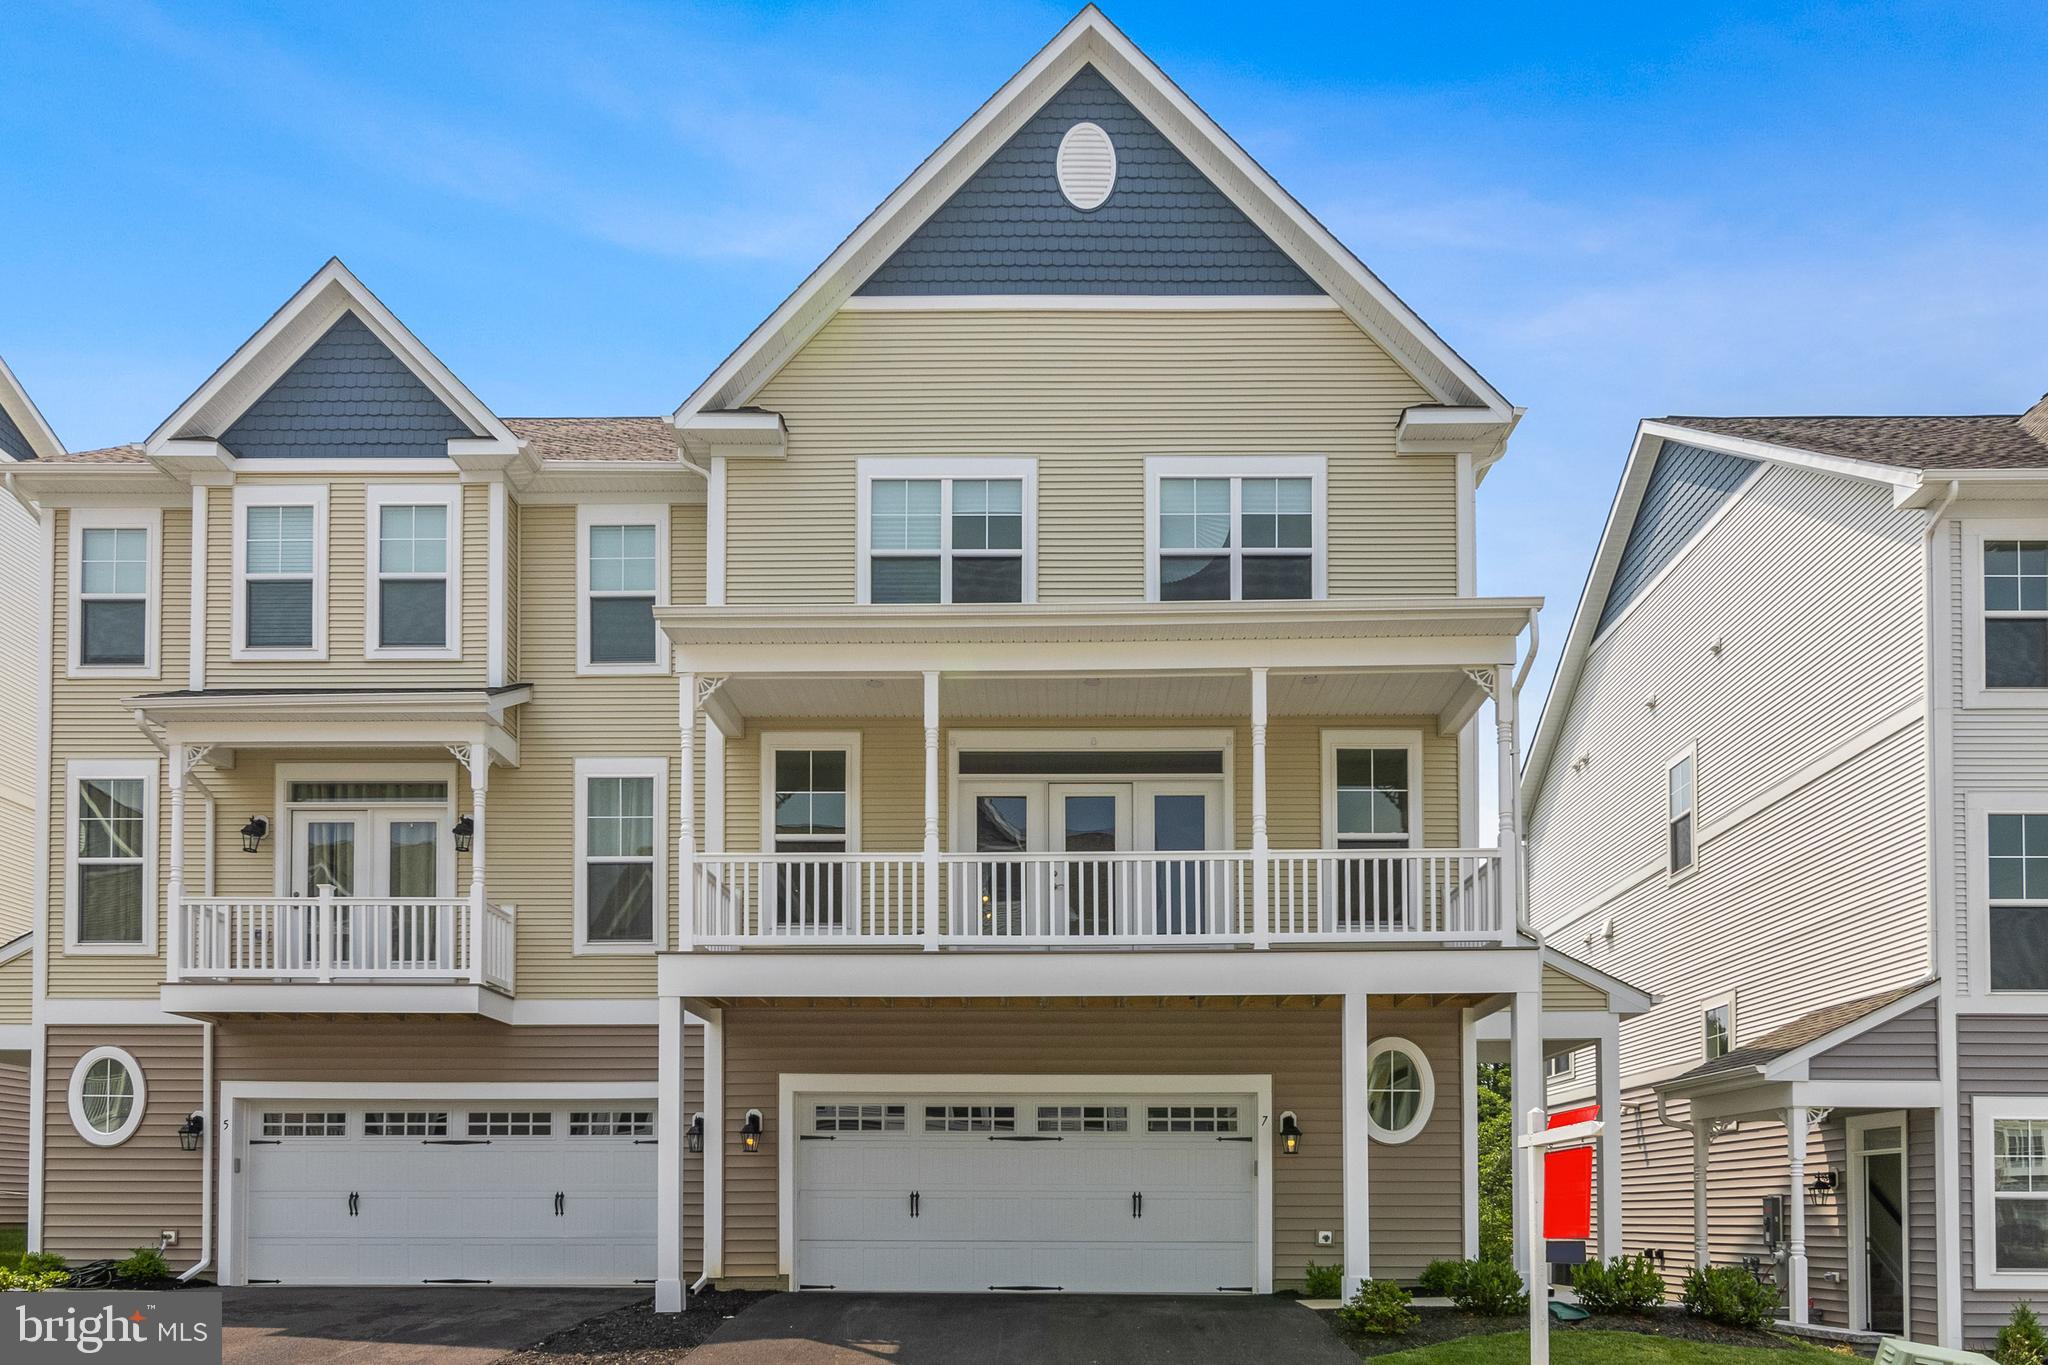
[689,847,1505,950]
[162,892,517,1019]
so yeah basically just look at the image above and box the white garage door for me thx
[794,1092,1257,1293]
[242,1103,656,1286]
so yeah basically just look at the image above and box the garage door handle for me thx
[1217,1135,1254,1143]
[910,1191,920,1217]
[424,1139,490,1145]
[989,1135,1061,1142]
[1135,1192,1143,1218]
[555,1191,565,1217]
[348,1192,358,1217]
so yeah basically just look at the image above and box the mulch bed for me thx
[501,1289,774,1364]
[1325,1305,1817,1357]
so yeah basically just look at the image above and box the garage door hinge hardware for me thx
[1219,1286,1254,1293]
[554,1192,565,1217]
[1217,1135,1253,1143]
[633,1139,658,1145]
[423,1279,492,1284]
[799,1284,836,1290]
[347,1192,359,1217]
[247,1280,281,1285]
[799,1134,835,1141]
[249,1139,281,1146]
[990,1285,1062,1292]
[425,1139,490,1145]
[990,1135,1060,1142]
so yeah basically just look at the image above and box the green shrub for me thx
[1571,1254,1666,1315]
[115,1247,171,1283]
[1336,1278,1418,1336]
[1302,1260,1344,1299]
[1451,1258,1531,1315]
[0,1266,70,1290]
[17,1252,66,1276]
[1680,1264,1779,1332]
[1417,1258,1470,1299]
[1998,1303,2048,1365]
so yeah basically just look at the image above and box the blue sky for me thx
[6,0,2048,714]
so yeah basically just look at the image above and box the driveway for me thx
[222,1286,646,1365]
[689,1293,1357,1365]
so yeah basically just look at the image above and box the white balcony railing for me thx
[689,848,1505,949]
[171,889,516,993]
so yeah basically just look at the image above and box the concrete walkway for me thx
[222,1286,645,1365]
[690,1293,1357,1365]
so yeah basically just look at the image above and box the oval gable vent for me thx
[1056,121,1117,211]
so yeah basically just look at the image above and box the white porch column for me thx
[167,743,188,982]
[655,992,688,1312]
[1491,670,1522,938]
[187,485,208,692]
[1249,668,1270,948]
[1694,1124,1712,1270]
[1341,992,1371,1296]
[678,672,697,952]
[1461,1006,1480,1260]
[1510,987,1542,1286]
[1596,1020,1624,1262]
[922,671,940,952]
[698,1006,725,1279]
[705,722,726,858]
[1786,1105,1809,1324]
[466,743,489,985]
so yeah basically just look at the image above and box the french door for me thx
[1051,784,1132,934]
[289,808,448,969]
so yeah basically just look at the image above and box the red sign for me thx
[1543,1105,1598,1242]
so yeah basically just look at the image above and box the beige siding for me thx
[0,951,29,1024]
[733,309,1452,605]
[0,490,39,942]
[1542,966,1604,1012]
[720,1001,1465,1289]
[204,478,489,688]
[0,1059,25,1224]
[48,508,191,997]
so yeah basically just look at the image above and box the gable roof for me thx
[1658,980,1935,1092]
[0,355,67,461]
[1670,412,2048,472]
[147,258,517,458]
[672,6,1511,442]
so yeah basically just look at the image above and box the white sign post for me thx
[1516,1107,1605,1365]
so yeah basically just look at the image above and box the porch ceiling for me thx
[122,684,530,767]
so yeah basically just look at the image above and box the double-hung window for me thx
[67,759,156,953]
[763,734,859,927]
[1985,539,2048,690]
[1323,730,1419,928]
[1147,457,1325,601]
[1976,1100,2048,1287]
[1667,748,1697,876]
[234,487,326,657]
[1988,812,2048,991]
[1703,996,1733,1060]
[574,757,665,953]
[367,486,459,657]
[858,460,1034,605]
[579,506,668,672]
[70,510,158,675]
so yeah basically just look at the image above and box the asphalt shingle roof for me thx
[502,417,674,462]
[1667,411,2048,472]
[1665,981,1929,1089]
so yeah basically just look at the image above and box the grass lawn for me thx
[0,1224,25,1271]
[1359,1331,1839,1363]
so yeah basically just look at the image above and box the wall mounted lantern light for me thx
[178,1111,205,1153]
[687,1113,705,1154]
[452,815,475,854]
[741,1109,764,1153]
[1279,1110,1303,1155]
[239,817,269,854]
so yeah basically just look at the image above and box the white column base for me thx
[654,1279,685,1313]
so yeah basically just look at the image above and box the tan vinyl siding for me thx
[732,309,1451,605]
[0,492,37,942]
[1542,966,1605,1012]
[720,1001,1465,1289]
[48,508,190,998]
[0,952,29,1024]
[204,478,489,687]
[505,489,521,683]
[44,1025,206,1268]
[0,1059,25,1224]
[722,716,1459,856]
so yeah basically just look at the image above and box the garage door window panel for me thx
[363,1111,449,1137]
[469,1111,553,1137]
[262,1111,347,1138]
[925,1104,1016,1133]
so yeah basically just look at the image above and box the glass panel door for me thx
[379,815,443,967]
[290,810,365,968]
[1052,784,1130,936]
[972,791,1032,936]
[1856,1119,1908,1335]
[1137,785,1223,935]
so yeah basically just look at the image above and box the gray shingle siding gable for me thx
[0,402,36,461]
[219,311,479,459]
[1595,441,1760,634]
[856,65,1322,297]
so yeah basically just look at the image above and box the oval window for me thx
[70,1046,146,1147]
[1365,1037,1434,1144]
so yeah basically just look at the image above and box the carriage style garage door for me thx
[794,1091,1257,1293]
[240,1102,656,1285]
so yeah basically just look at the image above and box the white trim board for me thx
[773,1072,1274,1294]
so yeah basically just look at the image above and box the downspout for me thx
[1923,478,1961,1344]
[176,1020,214,1283]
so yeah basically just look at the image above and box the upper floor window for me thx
[763,733,860,928]
[69,509,159,676]
[857,460,1035,605]
[66,759,156,954]
[1703,996,1733,1060]
[1145,457,1325,602]
[234,487,327,659]
[1322,730,1420,929]
[1667,748,1697,876]
[1986,540,2048,690]
[574,757,665,954]
[366,485,460,659]
[578,505,669,673]
[1988,813,2048,992]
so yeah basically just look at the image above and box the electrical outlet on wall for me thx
[1317,1230,1334,1246]
[159,1230,178,1246]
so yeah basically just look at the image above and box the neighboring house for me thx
[6,7,1646,1305]
[1525,401,2048,1350]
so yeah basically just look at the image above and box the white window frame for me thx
[1703,989,1736,1061]
[577,503,670,675]
[1966,792,2048,998]
[1667,744,1698,879]
[760,732,864,853]
[1846,1110,1911,1333]
[1320,728,1424,848]
[573,756,668,956]
[1143,455,1328,603]
[67,507,161,679]
[1364,1036,1435,1144]
[1964,519,2048,708]
[64,757,158,956]
[1973,1096,2048,1291]
[232,484,329,660]
[855,458,1038,606]
[364,483,462,661]
[68,1046,147,1147]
